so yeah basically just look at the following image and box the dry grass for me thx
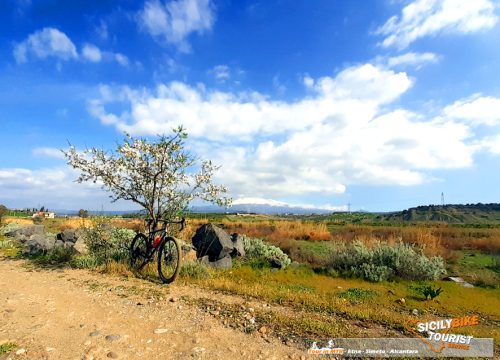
[3,217,33,225]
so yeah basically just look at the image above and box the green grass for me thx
[0,235,22,257]
[447,250,500,288]
[457,250,498,268]
[0,342,17,355]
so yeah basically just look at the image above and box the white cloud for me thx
[13,29,130,67]
[82,43,102,62]
[81,43,129,67]
[377,0,498,49]
[211,65,230,82]
[386,52,439,68]
[14,27,78,63]
[87,63,484,200]
[32,147,65,159]
[480,134,500,154]
[114,53,129,67]
[138,0,215,51]
[0,167,138,210]
[272,75,286,95]
[443,94,500,126]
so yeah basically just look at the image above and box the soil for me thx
[0,258,309,360]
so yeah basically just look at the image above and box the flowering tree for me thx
[63,127,230,227]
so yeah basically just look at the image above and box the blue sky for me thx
[1,0,500,212]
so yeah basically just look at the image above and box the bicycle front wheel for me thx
[157,237,181,284]
[130,233,148,270]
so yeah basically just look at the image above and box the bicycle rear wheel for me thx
[129,233,149,270]
[157,237,181,284]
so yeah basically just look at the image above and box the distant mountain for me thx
[381,203,500,224]
[190,201,337,215]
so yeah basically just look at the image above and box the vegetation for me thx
[0,204,7,224]
[0,342,17,355]
[1,214,499,347]
[382,203,500,224]
[242,236,291,268]
[81,217,135,264]
[78,209,89,218]
[327,241,446,282]
[419,284,443,300]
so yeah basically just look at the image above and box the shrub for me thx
[81,218,136,264]
[0,223,22,235]
[242,236,291,268]
[412,284,443,300]
[33,216,44,224]
[328,241,446,282]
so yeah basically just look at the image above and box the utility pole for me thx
[347,202,351,214]
[441,192,445,206]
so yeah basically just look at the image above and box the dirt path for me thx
[0,258,308,360]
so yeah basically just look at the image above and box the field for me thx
[1,214,499,352]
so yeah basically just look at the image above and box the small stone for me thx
[107,351,119,358]
[105,334,121,342]
[396,298,406,305]
[249,317,256,324]
[192,347,205,353]
[154,328,169,334]
[89,331,100,337]
[16,349,26,355]
[147,339,152,344]
[46,347,55,352]
[178,305,183,310]
[412,309,419,316]
[209,310,220,316]
[84,341,92,346]
[258,326,267,334]
[169,297,177,303]
[248,307,254,313]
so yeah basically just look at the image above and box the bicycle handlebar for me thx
[145,217,185,231]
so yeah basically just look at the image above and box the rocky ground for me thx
[0,258,310,360]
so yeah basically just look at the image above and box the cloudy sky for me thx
[1,0,500,212]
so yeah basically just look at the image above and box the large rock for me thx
[5,225,45,242]
[22,234,56,256]
[56,229,77,243]
[72,238,88,255]
[231,233,246,258]
[192,224,234,261]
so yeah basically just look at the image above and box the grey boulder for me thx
[192,224,234,261]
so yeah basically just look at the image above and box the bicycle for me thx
[129,217,185,284]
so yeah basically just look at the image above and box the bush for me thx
[81,218,136,264]
[242,236,291,268]
[0,223,22,235]
[328,241,446,282]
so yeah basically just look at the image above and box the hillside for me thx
[381,203,500,224]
